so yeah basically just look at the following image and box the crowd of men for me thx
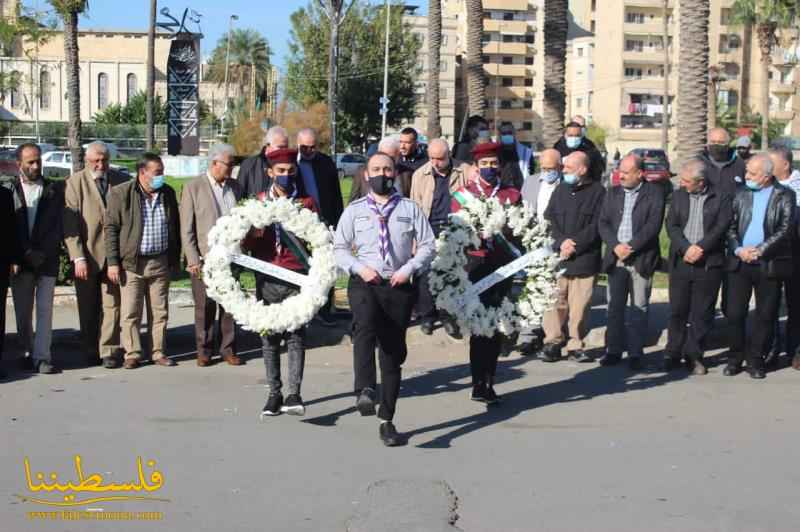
[1,117,800,446]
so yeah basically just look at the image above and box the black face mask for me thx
[368,175,395,195]
[708,144,730,162]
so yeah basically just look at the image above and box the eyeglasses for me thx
[298,145,316,151]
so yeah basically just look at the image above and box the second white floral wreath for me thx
[428,195,561,338]
[203,197,338,336]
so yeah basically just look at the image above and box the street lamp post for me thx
[380,0,391,137]
[222,14,239,130]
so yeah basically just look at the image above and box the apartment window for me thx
[97,73,109,109]
[39,69,51,110]
[524,78,533,87]
[591,0,596,11]
[10,83,21,109]
[525,56,534,65]
[521,121,532,131]
[720,8,731,26]
[588,91,593,112]
[525,34,535,44]
[503,12,514,21]
[502,34,513,43]
[625,12,645,24]
[625,40,644,52]
[577,47,583,57]
[482,55,490,64]
[590,20,596,33]
[500,100,512,109]
[523,99,532,108]
[502,77,513,87]
[126,73,138,103]
[624,68,643,79]
[502,56,513,65]
[576,97,583,108]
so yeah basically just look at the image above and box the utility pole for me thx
[146,0,156,150]
[321,1,354,155]
[222,14,238,131]
[380,0,391,137]
[661,0,670,152]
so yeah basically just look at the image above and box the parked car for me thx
[42,150,130,178]
[0,148,18,178]
[611,158,674,195]
[336,153,367,177]
[630,148,670,171]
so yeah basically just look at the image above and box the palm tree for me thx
[49,0,88,173]
[465,0,486,116]
[542,0,568,146]
[731,0,798,149]
[676,0,710,166]
[145,0,157,151]
[426,0,442,139]
[205,29,272,118]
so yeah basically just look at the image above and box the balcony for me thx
[485,63,531,77]
[483,19,530,34]
[488,108,534,121]
[493,86,534,99]
[483,41,532,55]
[484,0,529,10]
[772,109,795,121]
[771,81,796,95]
[625,0,674,7]
[623,21,668,35]
[622,50,670,64]
[622,77,671,92]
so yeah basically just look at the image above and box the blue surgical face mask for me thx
[276,174,296,195]
[477,129,491,141]
[541,169,560,184]
[565,136,582,149]
[150,174,165,190]
[563,173,578,185]
[500,134,515,146]
[479,167,499,185]
[745,179,762,191]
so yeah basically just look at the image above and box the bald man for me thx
[597,154,666,370]
[702,127,746,197]
[295,128,343,228]
[540,151,606,362]
[239,126,289,199]
[409,138,471,336]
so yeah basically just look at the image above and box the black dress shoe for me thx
[443,320,461,339]
[747,367,766,379]
[36,361,60,374]
[598,352,622,366]
[540,343,562,363]
[764,351,780,368]
[723,363,741,376]
[471,382,488,402]
[520,337,543,357]
[484,385,501,405]
[356,388,377,416]
[379,421,401,447]
[420,320,434,336]
[20,356,34,371]
[572,350,594,363]
[627,357,642,371]
[102,357,120,369]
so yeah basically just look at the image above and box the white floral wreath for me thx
[428,195,561,337]
[203,197,338,336]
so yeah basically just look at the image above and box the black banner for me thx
[167,35,200,156]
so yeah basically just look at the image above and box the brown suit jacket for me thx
[409,159,471,218]
[64,167,130,272]
[180,174,242,267]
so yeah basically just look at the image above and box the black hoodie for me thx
[701,147,746,198]
[553,136,606,183]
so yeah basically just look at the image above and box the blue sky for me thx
[23,1,426,71]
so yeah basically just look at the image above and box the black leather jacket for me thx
[727,182,796,275]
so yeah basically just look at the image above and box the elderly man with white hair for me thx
[179,143,243,367]
[350,137,415,202]
[239,125,289,199]
[724,153,796,379]
[64,140,130,368]
[296,128,343,228]
[409,137,470,336]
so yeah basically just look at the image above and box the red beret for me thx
[471,142,501,161]
[267,148,298,165]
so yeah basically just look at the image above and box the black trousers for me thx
[468,260,512,385]
[0,276,7,360]
[415,270,437,322]
[348,275,416,421]
[775,261,800,355]
[727,263,782,366]
[665,262,722,362]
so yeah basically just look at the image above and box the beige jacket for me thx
[63,166,130,271]
[409,159,471,218]
[180,174,242,267]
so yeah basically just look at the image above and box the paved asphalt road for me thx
[3,296,800,532]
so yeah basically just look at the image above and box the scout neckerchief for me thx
[366,192,402,263]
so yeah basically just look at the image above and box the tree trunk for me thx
[146,0,156,151]
[63,8,82,172]
[738,21,752,123]
[426,0,442,139]
[542,0,568,146]
[756,21,776,150]
[708,79,717,130]
[676,0,710,167]
[465,0,486,116]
